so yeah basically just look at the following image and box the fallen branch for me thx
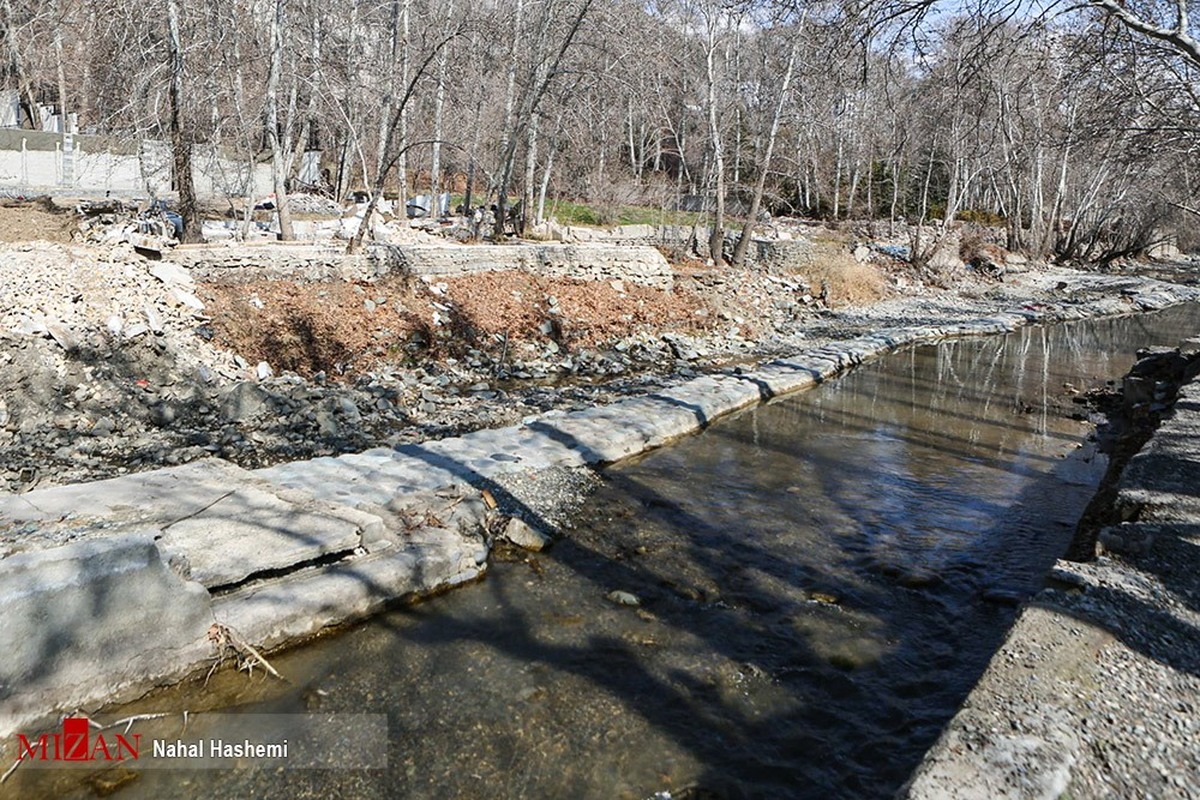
[102,712,171,736]
[207,623,285,683]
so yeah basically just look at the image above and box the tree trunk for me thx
[731,36,797,269]
[52,0,67,132]
[266,0,294,240]
[429,0,453,213]
[704,18,726,266]
[166,0,200,242]
[537,134,556,225]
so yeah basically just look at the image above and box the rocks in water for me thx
[981,587,1025,606]
[500,517,553,551]
[897,568,942,590]
[871,558,942,590]
[606,590,641,607]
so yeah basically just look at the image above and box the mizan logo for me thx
[16,717,140,763]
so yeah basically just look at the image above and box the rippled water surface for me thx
[14,305,1200,800]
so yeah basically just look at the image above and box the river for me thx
[11,303,1200,800]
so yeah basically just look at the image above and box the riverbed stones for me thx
[606,590,641,607]
[220,381,272,422]
[500,517,553,551]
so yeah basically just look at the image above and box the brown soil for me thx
[0,198,77,243]
[443,271,707,345]
[201,272,711,378]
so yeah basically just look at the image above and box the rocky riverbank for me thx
[3,227,1200,783]
[902,346,1200,799]
[1,234,1192,495]
[1,258,1197,749]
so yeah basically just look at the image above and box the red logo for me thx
[16,717,140,762]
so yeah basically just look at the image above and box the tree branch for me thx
[1089,0,1200,67]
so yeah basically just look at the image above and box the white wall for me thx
[0,132,272,199]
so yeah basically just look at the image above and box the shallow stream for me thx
[14,304,1200,799]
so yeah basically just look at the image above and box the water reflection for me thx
[11,305,1200,800]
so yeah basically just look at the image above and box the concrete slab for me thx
[1,458,385,589]
[0,459,254,526]
[156,489,367,588]
[0,534,214,738]
[213,530,488,652]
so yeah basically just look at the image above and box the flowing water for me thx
[13,304,1200,800]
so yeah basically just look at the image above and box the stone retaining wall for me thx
[171,242,675,290]
[170,244,381,284]
[546,222,815,271]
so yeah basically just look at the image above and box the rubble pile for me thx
[0,240,801,493]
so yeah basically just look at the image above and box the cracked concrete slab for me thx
[0,458,385,588]
[0,534,214,739]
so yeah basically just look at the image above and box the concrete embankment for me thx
[0,274,1197,744]
[902,346,1200,798]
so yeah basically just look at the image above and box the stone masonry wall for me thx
[545,222,815,272]
[171,242,674,290]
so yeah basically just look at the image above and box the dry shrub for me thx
[441,272,708,346]
[958,229,988,265]
[794,243,888,307]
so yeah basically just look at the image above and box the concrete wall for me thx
[376,244,675,289]
[0,129,272,199]
[541,221,814,271]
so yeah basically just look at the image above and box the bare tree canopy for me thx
[0,0,1196,257]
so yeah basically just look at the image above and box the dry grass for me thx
[793,242,888,307]
[201,276,432,377]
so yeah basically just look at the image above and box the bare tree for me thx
[732,23,800,267]
[348,11,469,253]
[166,0,200,242]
